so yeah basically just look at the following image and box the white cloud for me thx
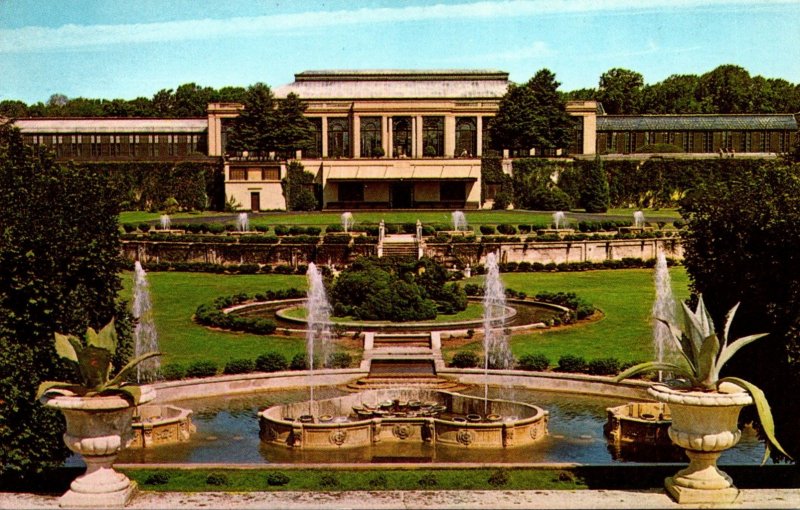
[1,0,797,53]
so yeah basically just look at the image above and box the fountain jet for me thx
[132,261,160,383]
[341,212,354,233]
[652,251,676,381]
[552,211,565,230]
[634,211,645,228]
[451,211,467,232]
[483,252,513,412]
[305,263,332,408]
[237,212,249,232]
[160,214,171,231]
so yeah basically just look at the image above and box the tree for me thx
[0,100,29,118]
[0,123,132,478]
[151,88,176,117]
[581,157,610,213]
[490,69,574,153]
[272,93,315,156]
[680,161,800,461]
[225,83,277,155]
[597,68,644,114]
[174,83,215,118]
[640,74,703,114]
[698,65,752,113]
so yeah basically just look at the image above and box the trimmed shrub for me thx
[144,473,171,486]
[325,224,344,233]
[450,351,480,368]
[138,222,151,233]
[497,223,517,235]
[256,352,289,372]
[206,473,229,486]
[223,358,255,375]
[319,474,339,488]
[160,363,186,381]
[517,353,550,372]
[417,473,438,488]
[290,353,308,370]
[326,351,353,369]
[368,474,388,490]
[479,225,496,235]
[587,357,621,376]
[185,360,218,378]
[488,469,510,487]
[557,355,587,373]
[266,472,290,486]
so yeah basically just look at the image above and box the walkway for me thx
[2,489,799,509]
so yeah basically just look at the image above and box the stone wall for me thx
[122,237,681,267]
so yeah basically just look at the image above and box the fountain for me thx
[451,211,467,232]
[537,211,574,236]
[634,210,645,228]
[483,253,513,411]
[305,263,332,409]
[237,212,250,232]
[160,214,171,231]
[553,211,565,230]
[132,261,160,383]
[652,251,676,381]
[341,212,354,233]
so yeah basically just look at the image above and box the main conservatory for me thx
[12,69,798,211]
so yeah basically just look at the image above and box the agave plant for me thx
[36,320,160,405]
[615,294,791,460]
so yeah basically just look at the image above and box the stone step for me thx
[344,377,466,391]
[368,347,435,355]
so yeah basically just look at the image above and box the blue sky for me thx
[2,0,799,104]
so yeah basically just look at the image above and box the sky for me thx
[1,0,799,104]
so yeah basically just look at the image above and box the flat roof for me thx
[275,69,509,100]
[14,118,208,134]
[597,114,798,131]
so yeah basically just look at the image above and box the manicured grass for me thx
[123,467,588,492]
[120,272,308,366]
[120,207,680,229]
[121,268,688,368]
[446,267,689,364]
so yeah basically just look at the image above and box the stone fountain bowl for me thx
[259,388,548,449]
[130,404,196,448]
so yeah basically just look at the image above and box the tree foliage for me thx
[580,157,610,213]
[680,161,800,461]
[490,69,574,153]
[0,124,132,478]
[330,257,466,322]
[597,68,644,114]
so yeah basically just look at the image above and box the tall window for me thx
[110,135,121,156]
[54,135,65,157]
[760,131,769,152]
[327,118,350,158]
[338,182,364,202]
[167,135,179,156]
[306,118,322,158]
[703,132,713,153]
[740,131,751,153]
[607,132,616,152]
[230,167,247,180]
[682,132,691,152]
[422,116,444,157]
[360,117,382,157]
[187,134,200,154]
[482,116,497,156]
[391,117,412,158]
[455,117,477,157]
[148,135,158,157]
[91,135,102,157]
[625,132,636,154]
[130,135,139,157]
[71,135,82,157]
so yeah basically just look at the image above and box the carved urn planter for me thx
[648,382,752,504]
[41,387,155,508]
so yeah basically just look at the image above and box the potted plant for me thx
[37,320,160,508]
[615,295,791,504]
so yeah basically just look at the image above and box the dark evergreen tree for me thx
[681,162,800,461]
[581,157,610,213]
[272,93,315,156]
[490,69,573,153]
[0,124,132,478]
[225,83,277,155]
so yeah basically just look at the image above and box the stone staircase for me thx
[346,332,464,391]
[380,234,420,259]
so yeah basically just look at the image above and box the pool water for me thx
[114,386,766,465]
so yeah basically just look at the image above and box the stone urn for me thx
[648,382,753,504]
[41,386,155,508]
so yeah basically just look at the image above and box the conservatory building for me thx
[209,69,597,211]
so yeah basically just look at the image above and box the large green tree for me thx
[597,68,644,114]
[698,64,753,113]
[490,69,574,154]
[0,124,132,478]
[680,161,800,461]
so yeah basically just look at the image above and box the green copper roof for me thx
[597,114,797,131]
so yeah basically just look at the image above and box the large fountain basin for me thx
[259,388,548,449]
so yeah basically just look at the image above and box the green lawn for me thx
[120,208,680,229]
[120,272,308,367]
[282,301,486,323]
[448,267,690,364]
[121,267,689,368]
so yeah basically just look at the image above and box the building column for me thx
[386,116,393,158]
[382,116,390,157]
[582,113,597,155]
[476,116,483,157]
[415,116,423,158]
[444,115,456,158]
[352,115,361,159]
[321,116,329,158]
